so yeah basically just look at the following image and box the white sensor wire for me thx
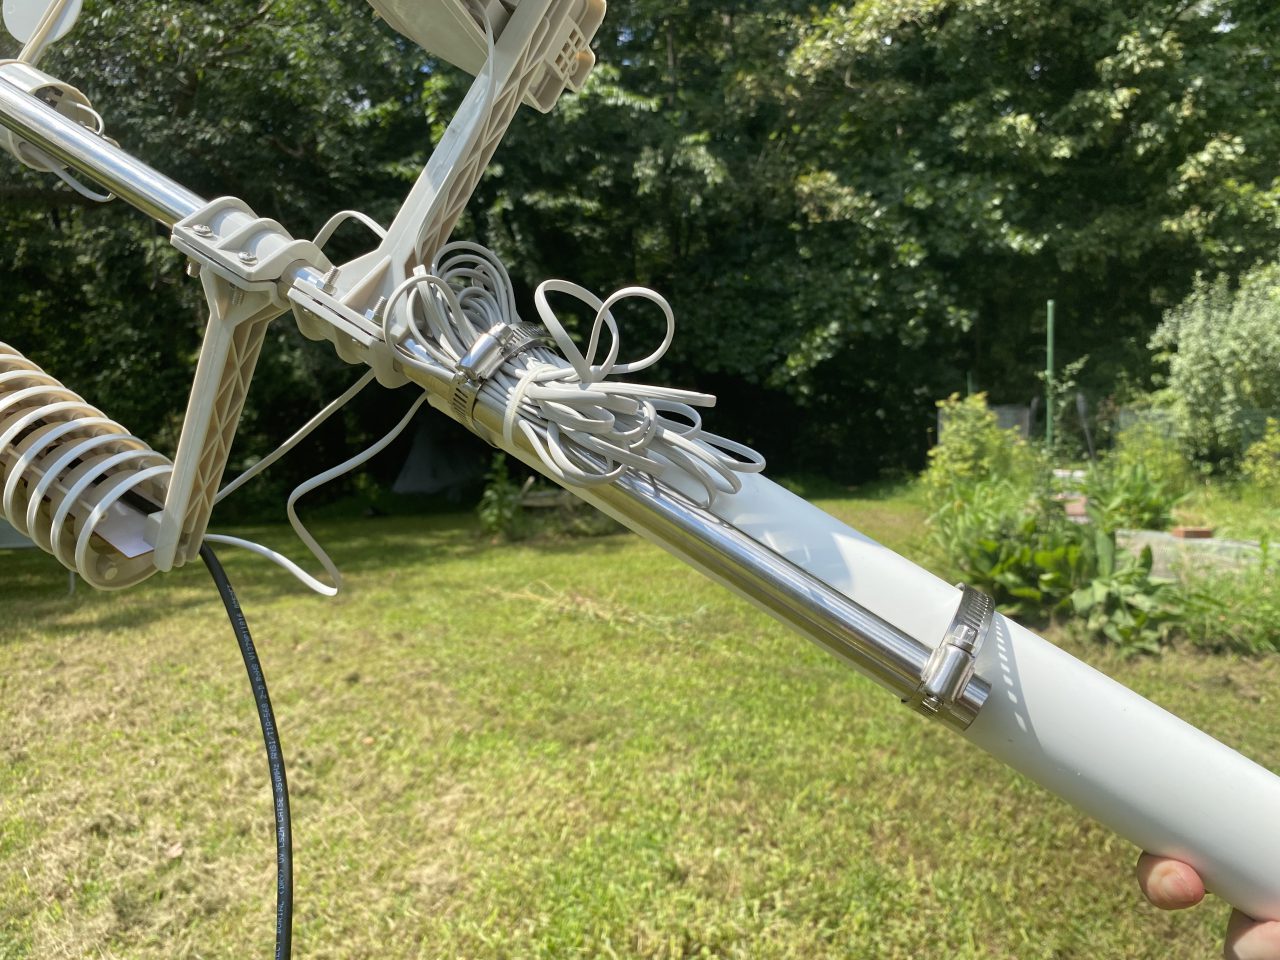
[204,213,394,597]
[214,371,377,506]
[13,101,117,203]
[206,390,427,596]
[383,242,765,506]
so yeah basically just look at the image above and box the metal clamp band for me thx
[908,583,993,723]
[448,321,553,428]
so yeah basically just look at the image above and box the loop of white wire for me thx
[382,241,766,505]
[207,389,427,597]
[208,0,762,593]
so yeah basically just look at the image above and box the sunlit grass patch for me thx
[2,500,1275,958]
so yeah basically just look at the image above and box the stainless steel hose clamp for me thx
[907,583,994,726]
[448,320,554,428]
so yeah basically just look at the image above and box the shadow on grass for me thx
[1,513,644,635]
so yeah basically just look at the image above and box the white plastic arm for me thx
[291,0,605,368]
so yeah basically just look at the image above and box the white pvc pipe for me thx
[712,473,1280,922]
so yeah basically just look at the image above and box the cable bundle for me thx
[383,241,765,506]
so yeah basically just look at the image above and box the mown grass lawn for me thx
[2,489,1276,959]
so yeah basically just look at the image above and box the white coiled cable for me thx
[0,342,171,589]
[382,242,765,505]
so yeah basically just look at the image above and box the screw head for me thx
[238,251,258,266]
[192,223,213,237]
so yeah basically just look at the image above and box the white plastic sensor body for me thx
[3,0,83,66]
[368,0,604,112]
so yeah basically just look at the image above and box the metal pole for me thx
[0,74,204,227]
[1045,299,1056,450]
[404,371,991,731]
[0,74,989,730]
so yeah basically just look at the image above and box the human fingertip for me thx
[1137,855,1204,910]
[1154,867,1204,908]
[1224,912,1280,960]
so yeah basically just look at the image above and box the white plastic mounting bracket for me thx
[0,59,105,173]
[152,198,331,571]
[291,0,603,369]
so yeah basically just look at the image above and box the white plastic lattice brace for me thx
[368,0,603,113]
[155,197,332,571]
[291,0,604,365]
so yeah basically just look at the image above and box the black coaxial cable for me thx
[201,543,293,960]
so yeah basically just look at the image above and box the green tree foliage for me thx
[3,0,1279,486]
[480,0,1280,475]
[775,1,1280,440]
[1151,261,1280,464]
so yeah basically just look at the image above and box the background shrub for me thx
[477,454,622,541]
[1179,541,1280,654]
[1242,419,1280,491]
[929,481,1091,619]
[1084,422,1192,532]
[1150,262,1280,466]
[923,395,1186,653]
[1068,525,1183,656]
[924,396,1084,619]
[477,454,528,540]
[923,394,1043,510]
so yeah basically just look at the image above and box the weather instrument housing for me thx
[1,0,1278,948]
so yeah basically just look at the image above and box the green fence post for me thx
[1045,299,1056,451]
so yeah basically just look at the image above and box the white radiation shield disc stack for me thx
[2,0,81,45]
